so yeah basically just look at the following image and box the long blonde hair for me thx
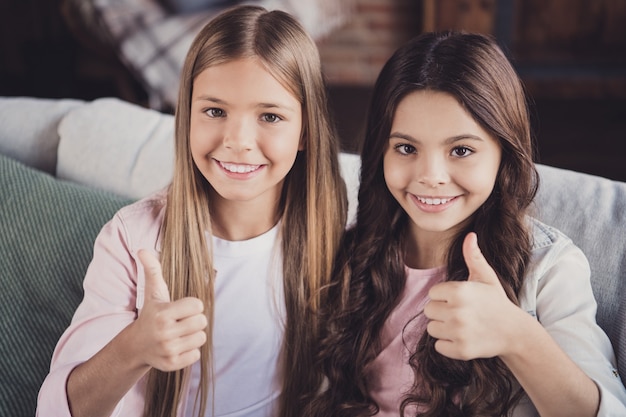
[143,5,348,417]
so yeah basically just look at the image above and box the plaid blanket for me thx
[76,0,354,110]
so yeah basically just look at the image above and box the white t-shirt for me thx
[185,224,285,417]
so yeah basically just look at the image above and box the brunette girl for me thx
[310,31,626,417]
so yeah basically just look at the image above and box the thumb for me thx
[138,249,171,303]
[462,232,500,286]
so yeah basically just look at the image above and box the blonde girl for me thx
[37,5,346,417]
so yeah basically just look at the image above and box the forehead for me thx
[392,90,492,141]
[192,58,300,107]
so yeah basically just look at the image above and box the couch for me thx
[1,96,625,417]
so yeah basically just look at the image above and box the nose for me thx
[417,154,448,188]
[223,117,255,152]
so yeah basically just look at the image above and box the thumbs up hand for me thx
[131,249,208,372]
[423,233,521,361]
[141,249,171,304]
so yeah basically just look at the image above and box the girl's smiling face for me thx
[383,90,502,256]
[189,57,302,210]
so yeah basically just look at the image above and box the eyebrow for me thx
[193,95,296,112]
[389,132,485,145]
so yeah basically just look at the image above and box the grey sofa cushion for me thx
[0,154,133,417]
[534,164,626,377]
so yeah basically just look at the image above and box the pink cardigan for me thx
[36,191,187,416]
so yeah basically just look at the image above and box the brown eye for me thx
[261,113,281,123]
[452,146,473,158]
[206,108,225,118]
[395,143,416,155]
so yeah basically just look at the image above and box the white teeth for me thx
[417,196,452,205]
[220,162,260,173]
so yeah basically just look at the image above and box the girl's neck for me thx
[404,217,473,269]
[404,229,452,270]
[209,198,280,241]
[404,239,445,270]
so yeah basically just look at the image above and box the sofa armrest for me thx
[0,97,84,174]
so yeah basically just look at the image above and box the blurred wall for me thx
[318,0,626,98]
[0,0,624,180]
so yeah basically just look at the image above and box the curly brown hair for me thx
[307,31,539,417]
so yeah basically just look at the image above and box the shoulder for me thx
[523,217,591,294]
[116,187,167,221]
[522,216,591,297]
[527,216,587,267]
[101,187,168,252]
[528,217,572,250]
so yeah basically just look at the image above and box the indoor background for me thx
[1,0,625,182]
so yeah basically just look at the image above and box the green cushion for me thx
[0,154,133,417]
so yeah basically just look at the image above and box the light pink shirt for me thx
[36,190,283,417]
[364,266,445,416]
